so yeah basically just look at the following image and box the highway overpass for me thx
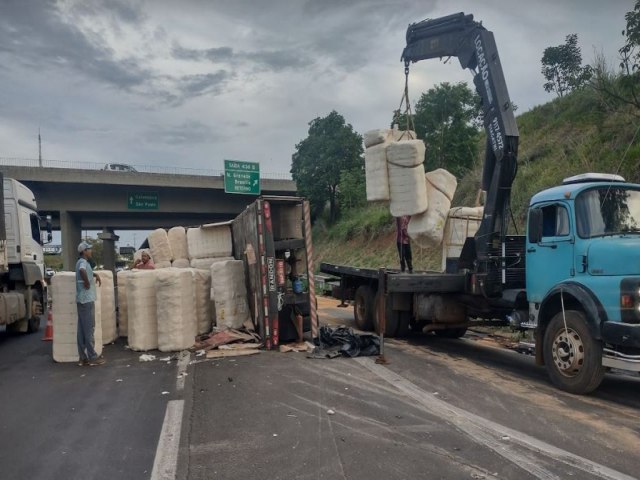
[0,165,297,270]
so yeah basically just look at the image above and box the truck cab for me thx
[526,173,640,392]
[0,177,48,333]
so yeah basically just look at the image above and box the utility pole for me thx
[38,128,42,167]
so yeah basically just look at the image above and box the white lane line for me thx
[151,399,184,480]
[176,351,190,391]
[356,357,635,480]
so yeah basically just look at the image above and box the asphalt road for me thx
[1,297,639,480]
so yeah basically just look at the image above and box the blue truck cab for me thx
[525,173,640,393]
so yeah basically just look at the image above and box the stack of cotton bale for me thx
[95,269,118,344]
[187,224,234,270]
[193,268,213,335]
[51,272,103,362]
[408,169,458,248]
[210,259,250,329]
[169,226,190,268]
[387,139,428,217]
[441,206,484,272]
[148,228,172,268]
[127,270,159,351]
[364,128,393,202]
[156,268,197,352]
[116,270,130,337]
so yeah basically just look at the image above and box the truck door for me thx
[526,202,574,302]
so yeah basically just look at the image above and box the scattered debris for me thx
[501,436,510,441]
[161,391,170,395]
[206,349,261,359]
[177,373,188,379]
[116,379,123,382]
[195,350,206,357]
[308,326,380,359]
[193,327,261,352]
[139,354,156,362]
[327,409,336,415]
[218,343,261,350]
[279,341,315,353]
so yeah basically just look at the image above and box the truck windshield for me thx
[576,187,640,238]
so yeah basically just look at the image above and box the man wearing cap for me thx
[76,241,104,366]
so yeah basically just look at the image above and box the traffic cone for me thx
[42,309,53,341]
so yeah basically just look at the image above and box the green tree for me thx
[409,82,482,177]
[541,33,592,97]
[338,166,366,210]
[86,237,104,267]
[291,111,364,222]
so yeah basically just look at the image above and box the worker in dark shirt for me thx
[396,215,413,273]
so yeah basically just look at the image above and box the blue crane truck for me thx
[321,13,640,394]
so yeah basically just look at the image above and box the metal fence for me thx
[0,157,292,180]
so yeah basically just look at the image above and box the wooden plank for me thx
[205,349,261,359]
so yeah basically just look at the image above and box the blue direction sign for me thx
[224,160,260,195]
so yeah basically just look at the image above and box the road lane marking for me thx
[356,357,635,480]
[151,400,184,480]
[176,351,190,391]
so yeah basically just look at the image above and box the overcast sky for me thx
[0,0,634,180]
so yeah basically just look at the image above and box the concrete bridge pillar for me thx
[98,228,119,275]
[60,211,81,271]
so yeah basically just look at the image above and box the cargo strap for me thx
[393,60,417,137]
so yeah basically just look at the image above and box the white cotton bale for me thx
[425,168,458,202]
[187,225,233,259]
[51,272,103,362]
[171,259,191,268]
[386,140,425,168]
[408,186,452,248]
[388,163,428,217]
[155,261,171,269]
[116,270,130,337]
[95,270,117,344]
[365,143,390,202]
[441,206,484,272]
[363,128,391,148]
[192,268,213,335]
[210,260,250,329]
[168,226,189,261]
[190,256,235,270]
[127,270,158,351]
[156,268,197,352]
[148,228,172,263]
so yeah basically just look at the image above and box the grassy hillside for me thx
[315,88,640,270]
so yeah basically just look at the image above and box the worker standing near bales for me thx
[396,215,413,273]
[76,241,105,366]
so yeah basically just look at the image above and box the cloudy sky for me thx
[0,0,634,180]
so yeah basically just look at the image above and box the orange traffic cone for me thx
[42,309,53,341]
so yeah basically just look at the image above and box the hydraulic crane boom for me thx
[402,12,519,293]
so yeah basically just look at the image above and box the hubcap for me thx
[551,327,585,377]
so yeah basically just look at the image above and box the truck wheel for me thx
[435,327,467,339]
[26,291,43,334]
[353,286,375,331]
[373,294,399,337]
[543,310,605,394]
[395,312,411,338]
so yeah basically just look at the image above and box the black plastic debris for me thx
[308,325,380,359]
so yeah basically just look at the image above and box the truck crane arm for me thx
[402,13,519,290]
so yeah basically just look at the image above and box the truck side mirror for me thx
[528,209,543,243]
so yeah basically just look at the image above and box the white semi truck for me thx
[0,173,50,333]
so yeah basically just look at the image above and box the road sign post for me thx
[224,160,260,195]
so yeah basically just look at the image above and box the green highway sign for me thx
[224,160,260,195]
[128,192,159,210]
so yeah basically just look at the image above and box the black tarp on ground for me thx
[309,325,380,359]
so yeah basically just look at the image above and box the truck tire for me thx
[26,290,43,334]
[373,294,399,337]
[435,327,467,339]
[353,286,375,331]
[543,310,605,394]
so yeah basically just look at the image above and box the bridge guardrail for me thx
[0,157,292,180]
